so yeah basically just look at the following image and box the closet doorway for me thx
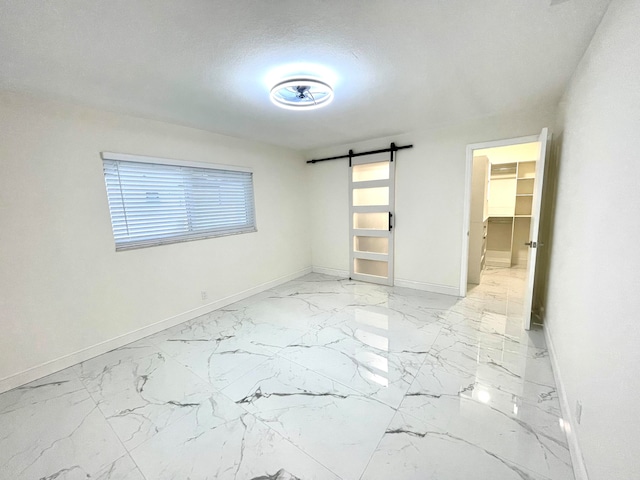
[461,128,549,330]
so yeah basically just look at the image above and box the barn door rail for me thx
[307,142,413,166]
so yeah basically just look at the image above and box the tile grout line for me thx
[393,270,566,480]
[67,363,150,480]
[356,325,446,480]
[142,307,348,478]
[211,358,347,479]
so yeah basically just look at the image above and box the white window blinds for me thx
[101,153,256,250]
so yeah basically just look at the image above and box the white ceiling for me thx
[0,0,610,151]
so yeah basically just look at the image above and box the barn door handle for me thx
[389,212,393,231]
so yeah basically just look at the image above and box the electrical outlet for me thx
[201,291,208,301]
[575,400,583,424]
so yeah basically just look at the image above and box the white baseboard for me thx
[0,266,312,395]
[394,278,460,297]
[311,266,350,278]
[311,267,459,297]
[544,325,589,480]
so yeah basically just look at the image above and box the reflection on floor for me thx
[0,270,572,480]
[468,264,530,327]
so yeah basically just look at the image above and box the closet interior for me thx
[468,143,539,284]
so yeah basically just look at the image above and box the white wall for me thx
[0,91,310,391]
[306,107,556,294]
[544,1,640,479]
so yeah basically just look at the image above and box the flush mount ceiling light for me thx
[270,78,334,110]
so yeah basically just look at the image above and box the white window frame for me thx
[101,152,257,251]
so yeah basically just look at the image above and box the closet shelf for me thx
[485,159,537,268]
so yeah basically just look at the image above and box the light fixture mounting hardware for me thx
[270,78,334,111]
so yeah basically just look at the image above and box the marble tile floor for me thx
[0,268,573,480]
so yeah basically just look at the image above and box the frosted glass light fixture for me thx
[270,78,333,110]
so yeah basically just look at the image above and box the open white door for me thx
[522,128,549,330]
[349,152,395,286]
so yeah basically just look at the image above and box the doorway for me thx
[460,129,549,330]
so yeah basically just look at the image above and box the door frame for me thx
[459,134,540,297]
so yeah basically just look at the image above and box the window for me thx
[101,152,256,251]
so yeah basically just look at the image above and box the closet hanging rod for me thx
[306,142,413,164]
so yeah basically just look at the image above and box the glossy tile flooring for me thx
[0,268,573,480]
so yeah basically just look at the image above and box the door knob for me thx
[525,241,544,248]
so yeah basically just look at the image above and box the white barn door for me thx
[349,151,395,286]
